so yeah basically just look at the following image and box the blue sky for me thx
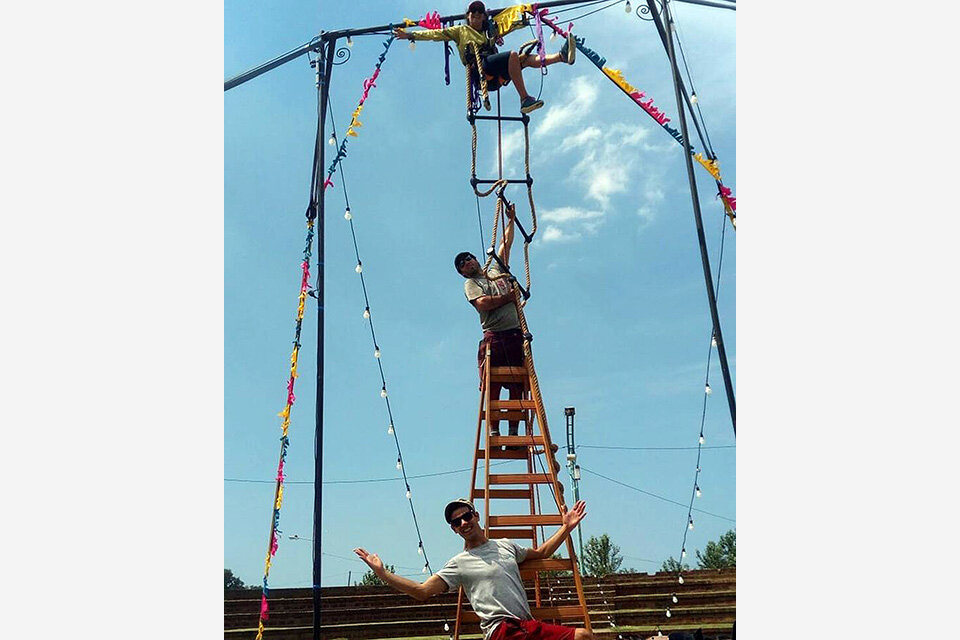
[226,0,736,589]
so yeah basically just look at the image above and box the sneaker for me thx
[520,96,544,113]
[559,33,576,65]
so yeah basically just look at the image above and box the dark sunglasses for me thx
[450,510,477,527]
[456,255,477,268]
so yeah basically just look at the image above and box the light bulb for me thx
[672,594,678,603]
[347,36,353,47]
[406,489,412,499]
[691,93,698,104]
[681,548,686,558]
[344,208,352,220]
[396,458,402,470]
[665,608,672,618]
[387,423,394,435]
[699,434,705,445]
[688,518,694,530]
[678,575,684,584]
[422,564,428,573]
[710,334,716,347]
[355,262,363,273]
[328,133,337,146]
[695,486,701,498]
[374,347,381,358]
[444,623,450,632]
[381,387,388,398]
[705,383,712,395]
[418,544,423,555]
[625,1,632,13]
[363,307,370,319]
[409,40,416,51]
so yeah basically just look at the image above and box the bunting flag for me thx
[323,35,397,192]
[254,220,315,640]
[695,153,721,181]
[494,4,532,35]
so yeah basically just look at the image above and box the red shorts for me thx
[490,617,577,640]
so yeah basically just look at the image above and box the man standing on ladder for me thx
[354,498,594,640]
[455,203,525,446]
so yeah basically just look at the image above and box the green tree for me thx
[358,564,396,586]
[581,534,623,577]
[660,556,691,573]
[696,529,735,569]
[224,568,248,590]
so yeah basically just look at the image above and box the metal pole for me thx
[564,407,584,560]
[648,0,736,433]
[312,36,335,640]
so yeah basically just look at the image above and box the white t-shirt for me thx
[436,539,532,638]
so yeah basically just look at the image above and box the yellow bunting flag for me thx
[494,4,532,35]
[278,406,290,419]
[694,153,721,181]
[402,18,416,27]
[602,67,638,95]
[346,127,358,137]
[276,485,284,509]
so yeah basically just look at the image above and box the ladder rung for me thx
[487,528,536,539]
[472,488,533,500]
[473,178,531,185]
[489,473,553,485]
[490,435,545,448]
[529,605,587,620]
[489,366,528,383]
[469,114,528,123]
[482,410,529,422]
[490,399,537,411]
[489,514,563,527]
[477,448,528,459]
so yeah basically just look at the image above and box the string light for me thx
[406,487,412,499]
[347,36,353,47]
[374,347,381,358]
[695,485,701,498]
[344,207,352,220]
[672,593,678,604]
[710,333,715,347]
[418,543,423,555]
[699,433,705,445]
[681,547,686,558]
[678,574,684,584]
[665,608,671,618]
[444,623,450,632]
[691,93,699,105]
[422,563,428,573]
[396,457,402,471]
[688,517,694,530]
[625,1,632,12]
[328,132,337,146]
[355,261,363,273]
[705,383,712,395]
[381,386,388,398]
[387,423,394,435]
[363,307,370,319]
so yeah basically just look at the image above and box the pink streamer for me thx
[360,68,381,103]
[323,178,334,191]
[270,532,279,556]
[419,11,441,29]
[720,185,737,211]
[260,595,270,620]
[531,4,546,67]
[300,260,311,291]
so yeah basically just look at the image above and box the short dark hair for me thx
[466,1,486,14]
[454,251,475,272]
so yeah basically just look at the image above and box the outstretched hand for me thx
[354,547,385,575]
[561,500,587,529]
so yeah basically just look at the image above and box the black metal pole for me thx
[647,0,736,433]
[312,36,335,640]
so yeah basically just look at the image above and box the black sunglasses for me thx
[450,510,477,527]
[456,255,477,268]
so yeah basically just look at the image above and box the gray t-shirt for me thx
[464,265,521,333]
[436,539,532,638]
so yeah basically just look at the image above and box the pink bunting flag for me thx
[300,260,311,291]
[260,595,270,620]
[323,178,334,191]
[719,185,737,211]
[419,11,441,29]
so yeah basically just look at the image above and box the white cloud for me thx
[560,126,602,150]
[493,129,526,174]
[541,225,580,243]
[533,76,598,138]
[540,206,603,224]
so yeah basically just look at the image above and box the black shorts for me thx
[471,51,512,89]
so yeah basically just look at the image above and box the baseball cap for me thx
[444,498,477,523]
[467,1,486,14]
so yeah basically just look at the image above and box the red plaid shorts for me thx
[489,617,577,640]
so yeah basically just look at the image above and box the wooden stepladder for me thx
[453,342,592,638]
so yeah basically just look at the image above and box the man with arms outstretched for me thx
[354,498,593,640]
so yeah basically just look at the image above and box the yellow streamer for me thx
[275,485,284,509]
[494,4,531,35]
[601,67,639,95]
[278,406,290,419]
[346,127,358,137]
[402,18,416,27]
[695,153,721,181]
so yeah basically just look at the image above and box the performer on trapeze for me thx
[454,202,526,447]
[393,1,576,114]
[355,498,593,640]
